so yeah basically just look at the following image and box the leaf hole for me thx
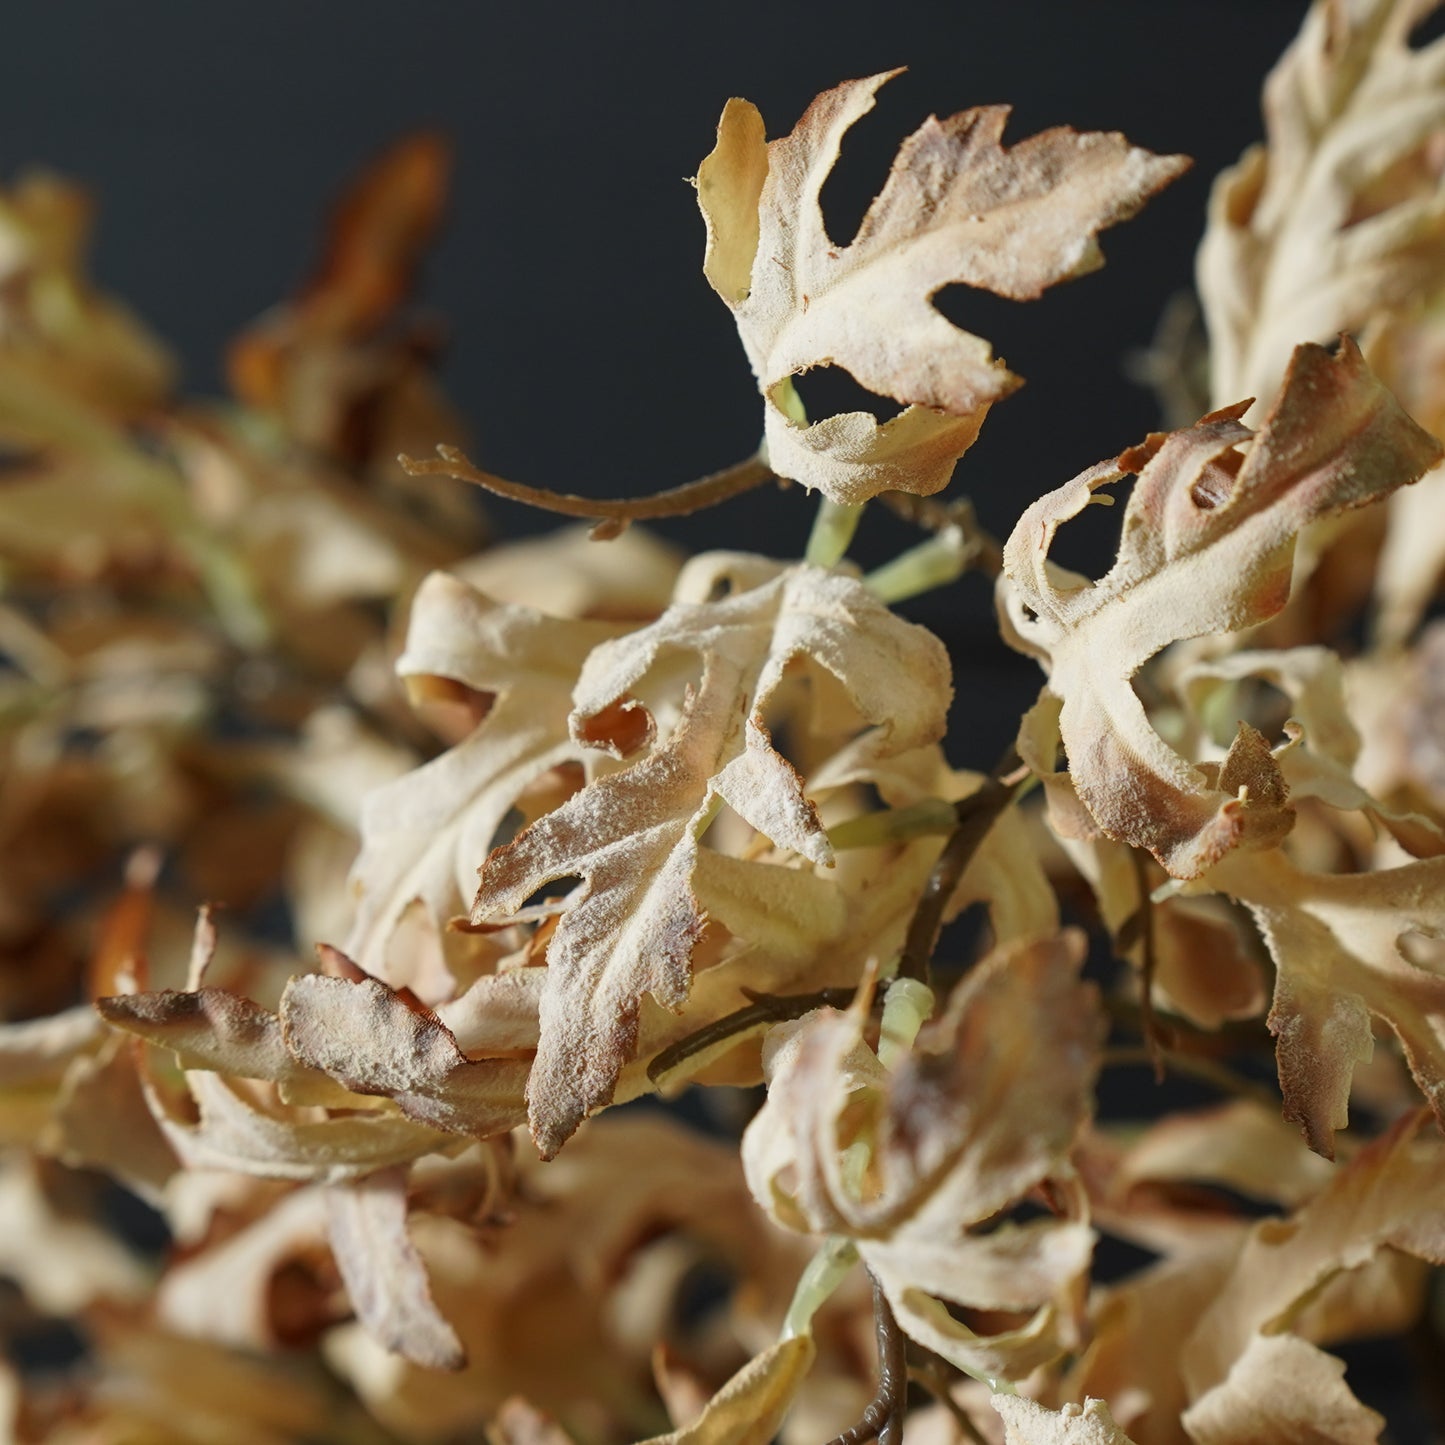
[815,74,921,249]
[932,282,1028,337]
[1197,676,1293,750]
[1091,1231,1163,1285]
[1041,483,1124,581]
[1409,6,1445,50]
[575,696,653,758]
[518,875,583,914]
[789,364,897,425]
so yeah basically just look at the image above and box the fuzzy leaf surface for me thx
[1000,337,1440,877]
[473,555,951,1156]
[698,72,1187,502]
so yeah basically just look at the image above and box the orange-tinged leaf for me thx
[1208,847,1445,1157]
[1000,337,1441,878]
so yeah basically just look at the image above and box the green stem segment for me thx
[864,525,974,603]
[806,497,865,568]
[782,1236,860,1340]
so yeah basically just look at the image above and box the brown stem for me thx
[1103,994,1274,1054]
[825,1272,910,1445]
[646,986,858,1087]
[896,749,1021,988]
[400,445,776,536]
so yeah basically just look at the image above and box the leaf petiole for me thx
[826,799,959,850]
[864,525,977,603]
[782,1235,859,1339]
[806,497,865,568]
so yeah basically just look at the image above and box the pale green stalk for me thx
[864,525,973,603]
[805,497,865,568]
[826,799,958,850]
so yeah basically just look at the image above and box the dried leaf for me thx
[635,1336,815,1445]
[474,556,950,1156]
[1182,1333,1383,1445]
[1182,1109,1445,1418]
[743,934,1103,1383]
[157,1184,329,1351]
[0,1155,149,1313]
[325,1167,465,1370]
[698,73,1187,501]
[993,1396,1139,1445]
[348,571,628,995]
[1199,0,1445,410]
[487,1398,577,1445]
[281,972,528,1137]
[1000,337,1440,877]
[1208,847,1445,1155]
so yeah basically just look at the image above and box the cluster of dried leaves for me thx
[6,1,1445,1441]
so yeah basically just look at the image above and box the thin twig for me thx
[1103,994,1274,1053]
[825,1272,910,1445]
[907,1359,988,1445]
[400,445,775,535]
[896,749,1022,988]
[646,986,858,1087]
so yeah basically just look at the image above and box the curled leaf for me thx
[742,933,1103,1383]
[325,1167,465,1371]
[635,1336,815,1445]
[474,555,950,1156]
[1001,337,1441,877]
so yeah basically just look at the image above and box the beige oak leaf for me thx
[1207,846,1445,1157]
[697,72,1188,503]
[993,1396,1139,1445]
[280,973,529,1138]
[473,557,950,1157]
[999,337,1440,878]
[1199,0,1445,411]
[1180,1109,1445,1435]
[742,934,1103,1384]
[98,977,515,1182]
[346,571,628,997]
[1184,1333,1383,1445]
